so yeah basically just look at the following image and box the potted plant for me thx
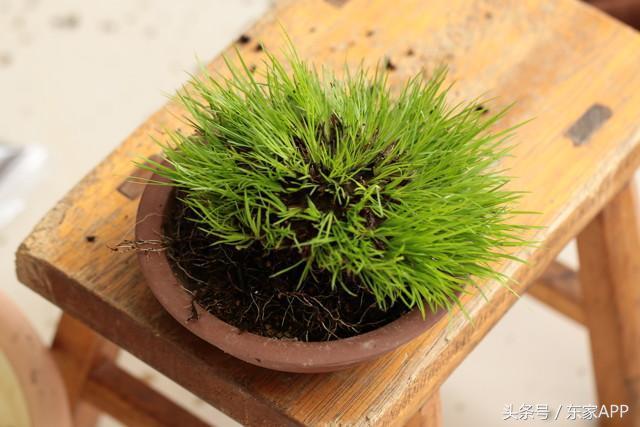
[135,47,527,373]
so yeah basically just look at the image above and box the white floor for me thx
[0,1,598,426]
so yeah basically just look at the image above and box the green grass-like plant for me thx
[142,47,529,316]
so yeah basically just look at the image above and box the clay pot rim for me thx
[135,170,448,373]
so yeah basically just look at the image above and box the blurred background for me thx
[0,0,638,426]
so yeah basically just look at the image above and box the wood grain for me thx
[15,0,640,425]
[52,314,211,427]
[51,314,118,407]
[51,314,119,427]
[404,392,442,427]
[83,360,211,427]
[577,182,640,427]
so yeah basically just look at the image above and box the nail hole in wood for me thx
[236,34,251,45]
[566,104,612,146]
[384,57,397,71]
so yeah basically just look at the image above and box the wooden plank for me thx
[577,182,640,427]
[83,361,211,427]
[404,392,442,427]
[14,0,640,425]
[52,314,210,427]
[51,314,119,427]
[527,261,584,324]
[51,314,118,405]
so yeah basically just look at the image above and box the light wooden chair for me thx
[14,0,640,425]
[0,292,71,427]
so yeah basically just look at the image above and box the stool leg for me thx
[405,391,442,427]
[51,313,119,427]
[577,181,640,427]
[50,314,211,427]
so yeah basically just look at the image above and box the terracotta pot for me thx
[135,172,448,373]
[586,0,640,28]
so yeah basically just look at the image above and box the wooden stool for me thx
[0,292,71,427]
[14,0,640,425]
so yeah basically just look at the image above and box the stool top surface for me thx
[15,0,640,425]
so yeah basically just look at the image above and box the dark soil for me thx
[164,194,409,342]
